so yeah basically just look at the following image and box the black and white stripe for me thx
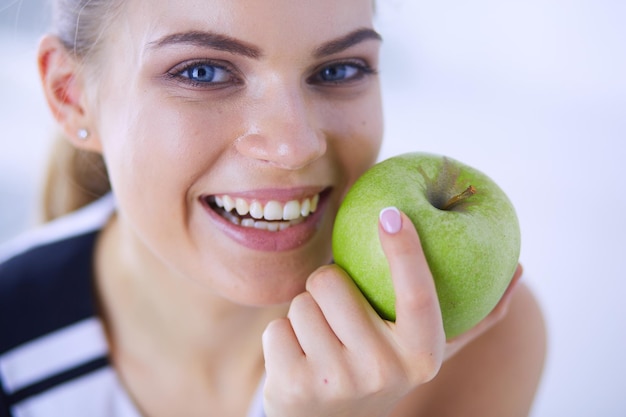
[0,195,140,417]
[0,194,265,417]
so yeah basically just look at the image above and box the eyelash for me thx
[309,59,378,85]
[166,58,377,89]
[167,59,240,88]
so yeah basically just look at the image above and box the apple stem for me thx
[442,185,477,210]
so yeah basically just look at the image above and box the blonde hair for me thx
[42,0,122,221]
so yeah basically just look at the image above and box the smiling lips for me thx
[207,193,321,232]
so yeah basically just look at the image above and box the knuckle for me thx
[265,316,289,331]
[280,379,309,404]
[288,291,316,314]
[399,287,438,314]
[262,320,277,340]
[262,317,290,343]
[265,369,309,407]
[305,264,342,293]
[361,357,401,395]
[408,350,442,383]
[351,348,407,396]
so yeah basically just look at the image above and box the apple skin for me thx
[332,152,521,339]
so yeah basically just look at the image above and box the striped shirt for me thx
[0,195,265,417]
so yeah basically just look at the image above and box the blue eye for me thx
[168,60,238,88]
[319,64,359,82]
[179,63,230,83]
[311,61,376,85]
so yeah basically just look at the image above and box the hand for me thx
[262,207,445,417]
[261,208,520,417]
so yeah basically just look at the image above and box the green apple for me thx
[332,152,520,339]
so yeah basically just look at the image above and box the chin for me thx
[213,243,333,307]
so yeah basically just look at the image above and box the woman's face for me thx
[91,0,383,305]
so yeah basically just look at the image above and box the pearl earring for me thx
[77,128,90,140]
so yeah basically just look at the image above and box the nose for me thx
[235,82,327,170]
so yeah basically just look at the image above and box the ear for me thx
[38,34,102,153]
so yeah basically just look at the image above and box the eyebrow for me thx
[148,31,262,59]
[314,28,382,58]
[148,27,382,59]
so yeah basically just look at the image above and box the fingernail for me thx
[379,207,402,234]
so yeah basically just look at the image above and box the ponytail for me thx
[41,135,110,221]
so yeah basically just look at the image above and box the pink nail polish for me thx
[379,207,402,234]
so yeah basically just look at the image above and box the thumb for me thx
[378,207,445,350]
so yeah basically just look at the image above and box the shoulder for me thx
[0,229,99,353]
[0,196,118,415]
[0,193,115,354]
[0,193,115,266]
[396,282,547,417]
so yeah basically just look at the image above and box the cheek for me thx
[94,95,247,281]
[94,93,241,265]
[99,99,232,202]
[329,93,384,191]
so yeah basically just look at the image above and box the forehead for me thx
[120,0,375,54]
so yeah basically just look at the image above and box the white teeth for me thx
[300,198,311,217]
[264,201,284,221]
[222,195,235,212]
[235,198,249,216]
[283,200,301,220]
[254,221,269,230]
[311,194,319,212]
[211,193,322,231]
[241,218,255,228]
[222,210,240,225]
[249,201,264,219]
[224,216,304,231]
[267,222,280,232]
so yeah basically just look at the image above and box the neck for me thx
[94,214,287,370]
[93,214,287,416]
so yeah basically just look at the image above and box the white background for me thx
[1,1,625,416]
